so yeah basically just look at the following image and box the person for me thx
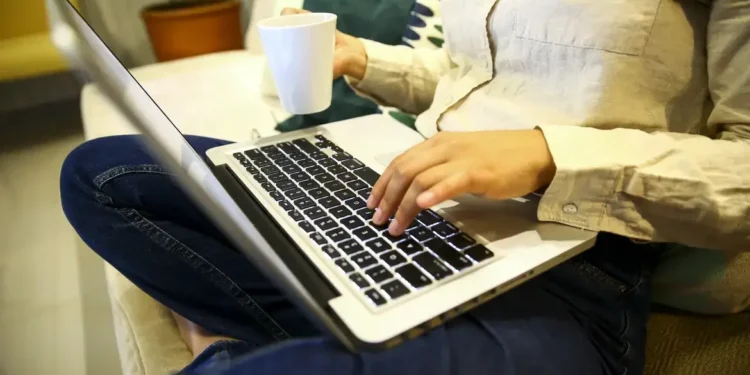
[61,1,750,374]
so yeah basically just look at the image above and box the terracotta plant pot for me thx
[142,0,243,62]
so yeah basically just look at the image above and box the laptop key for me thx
[332,152,353,161]
[254,174,267,184]
[381,280,409,300]
[408,225,434,242]
[351,251,377,269]
[464,245,494,262]
[309,188,330,200]
[427,238,472,271]
[432,222,459,238]
[285,188,306,200]
[340,216,364,230]
[295,197,316,210]
[245,166,259,175]
[348,180,368,192]
[341,159,364,170]
[335,258,355,273]
[297,158,315,168]
[233,153,246,161]
[306,166,325,176]
[365,238,391,253]
[276,180,296,191]
[298,180,319,190]
[253,158,272,168]
[369,220,389,232]
[318,157,337,168]
[275,157,293,167]
[239,158,253,167]
[357,208,375,220]
[364,289,387,306]
[334,189,356,201]
[352,226,377,241]
[353,167,380,186]
[384,231,409,244]
[328,165,347,175]
[282,165,302,174]
[395,264,432,288]
[293,139,318,153]
[366,265,393,284]
[446,233,476,250]
[413,252,453,280]
[244,149,263,159]
[320,245,340,259]
[337,172,357,183]
[345,197,367,211]
[260,145,279,153]
[349,273,370,289]
[416,210,442,227]
[260,182,275,192]
[314,173,335,184]
[329,206,352,219]
[287,151,307,160]
[380,250,406,266]
[314,217,338,231]
[268,173,287,183]
[289,210,304,222]
[397,239,422,255]
[289,172,311,182]
[266,152,286,161]
[338,239,363,255]
[303,206,326,220]
[309,232,327,245]
[325,228,350,243]
[276,142,296,153]
[318,196,340,209]
[298,221,315,233]
[278,200,294,211]
[323,180,345,192]
[309,151,328,160]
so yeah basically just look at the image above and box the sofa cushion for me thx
[276,0,416,132]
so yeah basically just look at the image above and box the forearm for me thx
[537,125,750,252]
[346,39,454,115]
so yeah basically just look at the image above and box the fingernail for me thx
[373,209,384,224]
[388,219,400,235]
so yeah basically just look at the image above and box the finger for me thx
[281,8,309,16]
[416,169,477,209]
[367,138,446,211]
[390,163,465,235]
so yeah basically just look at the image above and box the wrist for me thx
[344,37,368,81]
[534,129,557,187]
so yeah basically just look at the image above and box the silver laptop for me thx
[49,0,597,351]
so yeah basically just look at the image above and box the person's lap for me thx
[60,134,660,375]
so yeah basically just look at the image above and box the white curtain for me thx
[79,0,256,67]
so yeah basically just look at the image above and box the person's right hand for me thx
[281,8,367,80]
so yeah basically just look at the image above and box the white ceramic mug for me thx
[257,13,337,115]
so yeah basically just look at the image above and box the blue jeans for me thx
[60,135,662,375]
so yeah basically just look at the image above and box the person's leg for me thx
[179,234,660,375]
[60,135,321,347]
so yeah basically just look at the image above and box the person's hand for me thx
[368,130,557,235]
[281,8,367,80]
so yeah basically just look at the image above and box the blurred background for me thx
[0,0,302,373]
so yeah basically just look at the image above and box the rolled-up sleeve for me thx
[345,39,455,115]
[536,0,750,253]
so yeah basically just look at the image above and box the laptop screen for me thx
[47,0,341,339]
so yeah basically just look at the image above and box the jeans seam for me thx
[116,206,291,342]
[94,164,172,189]
[92,164,291,342]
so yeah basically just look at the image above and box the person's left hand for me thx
[368,129,557,235]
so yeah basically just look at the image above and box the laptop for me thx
[48,0,597,351]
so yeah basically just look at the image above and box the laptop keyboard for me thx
[232,135,494,308]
